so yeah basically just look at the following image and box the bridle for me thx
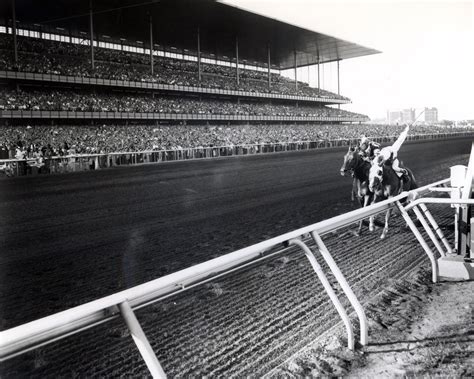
[340,150,362,177]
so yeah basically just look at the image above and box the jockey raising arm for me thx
[375,125,410,176]
[358,136,381,160]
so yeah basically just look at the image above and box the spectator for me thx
[0,122,471,157]
[0,34,349,100]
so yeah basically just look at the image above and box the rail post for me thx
[311,232,368,346]
[396,201,438,283]
[412,206,446,257]
[418,203,453,254]
[118,301,167,378]
[289,239,354,350]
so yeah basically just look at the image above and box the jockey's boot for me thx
[399,169,409,186]
[395,168,408,180]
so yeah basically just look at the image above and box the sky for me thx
[223,0,474,121]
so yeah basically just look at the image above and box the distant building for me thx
[424,107,438,123]
[401,108,415,124]
[387,110,402,125]
[387,108,416,125]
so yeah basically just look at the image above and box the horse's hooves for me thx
[380,234,386,239]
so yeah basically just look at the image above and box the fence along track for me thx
[1,133,472,177]
[0,178,450,377]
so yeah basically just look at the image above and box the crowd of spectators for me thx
[0,88,362,118]
[1,123,471,160]
[0,34,348,99]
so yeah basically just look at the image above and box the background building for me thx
[387,110,402,125]
[401,108,415,124]
[424,107,438,123]
[387,108,415,125]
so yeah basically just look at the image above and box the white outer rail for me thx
[289,239,355,350]
[400,197,474,272]
[0,178,449,369]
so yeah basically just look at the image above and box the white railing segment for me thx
[401,197,474,272]
[311,231,369,346]
[118,301,167,379]
[0,178,450,376]
[460,142,474,256]
[289,239,355,350]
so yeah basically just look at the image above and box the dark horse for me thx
[340,145,375,234]
[369,160,417,239]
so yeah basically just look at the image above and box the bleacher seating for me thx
[0,33,347,99]
[0,88,361,117]
[1,123,471,158]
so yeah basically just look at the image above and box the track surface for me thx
[0,137,472,376]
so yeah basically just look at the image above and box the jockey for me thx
[358,136,381,160]
[374,125,409,177]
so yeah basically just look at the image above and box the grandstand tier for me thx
[0,0,380,69]
[0,0,385,169]
[0,87,366,121]
[0,34,348,102]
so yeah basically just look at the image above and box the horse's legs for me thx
[368,195,376,232]
[381,208,392,239]
[358,195,371,234]
[351,178,357,202]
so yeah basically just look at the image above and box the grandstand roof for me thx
[3,0,381,69]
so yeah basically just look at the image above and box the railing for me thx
[0,109,366,121]
[1,132,472,177]
[0,70,350,104]
[0,178,450,378]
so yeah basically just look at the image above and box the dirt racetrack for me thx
[0,136,472,377]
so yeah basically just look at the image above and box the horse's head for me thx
[340,145,358,176]
[369,161,383,192]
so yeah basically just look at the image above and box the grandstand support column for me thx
[149,15,154,75]
[197,27,201,83]
[235,37,240,85]
[294,50,298,91]
[317,59,320,95]
[11,0,18,67]
[337,59,340,109]
[267,44,271,88]
[89,0,95,70]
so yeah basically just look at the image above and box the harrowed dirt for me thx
[268,269,474,378]
[0,137,473,377]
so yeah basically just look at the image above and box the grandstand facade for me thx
[0,0,391,174]
[0,0,379,125]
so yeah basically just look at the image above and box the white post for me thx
[397,201,438,283]
[418,203,453,254]
[289,239,354,350]
[311,232,368,346]
[118,301,167,378]
[460,142,474,258]
[412,205,446,257]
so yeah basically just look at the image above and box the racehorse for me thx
[340,145,375,235]
[369,159,417,239]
